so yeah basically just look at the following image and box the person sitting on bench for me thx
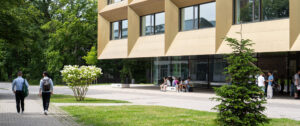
[182,77,191,92]
[160,77,168,92]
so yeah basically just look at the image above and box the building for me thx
[97,0,300,88]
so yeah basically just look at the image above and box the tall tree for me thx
[42,0,98,81]
[213,37,269,126]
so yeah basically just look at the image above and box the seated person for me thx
[176,78,182,92]
[160,77,168,92]
[182,77,191,92]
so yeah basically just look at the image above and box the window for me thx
[111,22,120,40]
[141,15,154,36]
[108,0,123,5]
[155,12,165,34]
[180,2,216,31]
[234,0,289,24]
[262,0,289,20]
[141,12,165,36]
[199,2,216,28]
[121,20,128,38]
[110,20,128,40]
[181,6,198,31]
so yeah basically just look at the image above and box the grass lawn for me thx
[51,94,129,103]
[61,105,300,126]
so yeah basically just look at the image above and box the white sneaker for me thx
[44,110,48,115]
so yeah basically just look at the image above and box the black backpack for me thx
[42,78,51,91]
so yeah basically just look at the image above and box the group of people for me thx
[160,77,191,92]
[257,70,300,99]
[12,71,54,115]
[257,71,275,99]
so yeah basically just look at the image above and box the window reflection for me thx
[199,2,216,28]
[155,12,165,34]
[110,20,128,40]
[181,6,198,31]
[262,0,289,20]
[152,56,228,85]
[180,2,216,31]
[122,20,128,38]
[235,0,289,24]
[190,59,209,81]
[141,15,154,36]
[141,12,165,36]
[111,22,120,40]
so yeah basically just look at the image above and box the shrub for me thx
[61,65,102,101]
[212,38,269,126]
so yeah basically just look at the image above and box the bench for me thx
[166,86,176,92]
[111,84,130,88]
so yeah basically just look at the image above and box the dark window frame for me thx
[110,19,128,40]
[179,1,216,32]
[140,12,165,36]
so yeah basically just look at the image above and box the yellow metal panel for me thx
[215,0,233,52]
[128,0,134,3]
[100,0,128,22]
[290,0,300,51]
[129,0,165,16]
[98,39,128,59]
[166,28,215,56]
[165,0,178,54]
[217,19,289,54]
[171,0,214,8]
[98,0,107,12]
[98,16,110,58]
[128,35,165,58]
[128,7,140,55]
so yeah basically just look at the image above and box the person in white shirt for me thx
[257,73,265,93]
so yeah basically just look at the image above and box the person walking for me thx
[39,71,54,115]
[12,71,29,114]
[266,72,274,99]
[257,73,265,93]
[294,70,300,99]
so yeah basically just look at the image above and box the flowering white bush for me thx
[61,65,102,101]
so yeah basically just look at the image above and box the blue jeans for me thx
[291,84,295,96]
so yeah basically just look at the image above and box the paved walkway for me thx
[0,86,78,126]
[1,82,300,122]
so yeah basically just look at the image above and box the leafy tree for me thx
[213,37,269,126]
[83,46,98,65]
[0,0,48,81]
[42,0,98,82]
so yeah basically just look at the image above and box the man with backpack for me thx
[39,71,54,115]
[12,71,29,114]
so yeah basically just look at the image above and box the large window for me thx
[141,12,165,36]
[180,2,216,31]
[235,0,289,24]
[110,20,128,40]
[108,0,123,5]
